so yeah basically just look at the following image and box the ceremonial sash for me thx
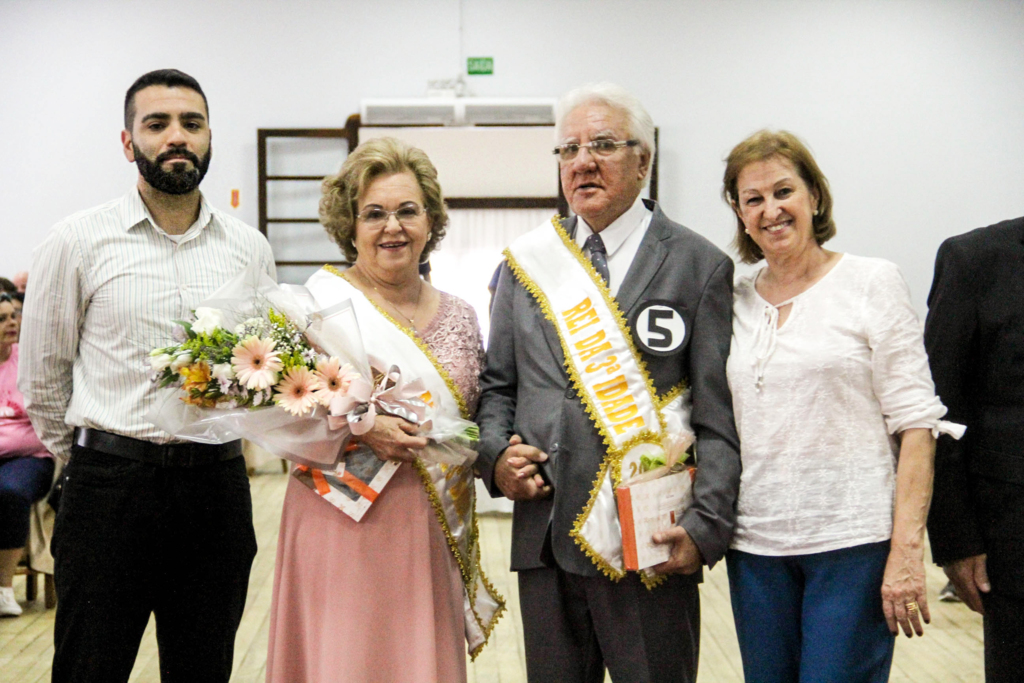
[504,217,693,583]
[304,267,505,658]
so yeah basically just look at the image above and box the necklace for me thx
[352,265,423,329]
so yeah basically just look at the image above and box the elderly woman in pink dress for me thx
[0,293,56,617]
[265,137,502,683]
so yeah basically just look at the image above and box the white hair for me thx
[555,82,656,177]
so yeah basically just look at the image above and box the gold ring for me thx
[906,601,919,613]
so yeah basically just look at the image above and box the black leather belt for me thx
[73,427,242,467]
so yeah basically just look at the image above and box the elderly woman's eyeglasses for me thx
[553,139,639,162]
[356,204,426,229]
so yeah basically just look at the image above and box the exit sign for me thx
[467,57,494,75]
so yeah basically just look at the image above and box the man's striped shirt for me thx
[19,188,276,461]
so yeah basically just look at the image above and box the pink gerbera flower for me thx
[275,366,320,416]
[231,336,283,390]
[313,357,360,407]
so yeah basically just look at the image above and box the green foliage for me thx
[639,454,667,473]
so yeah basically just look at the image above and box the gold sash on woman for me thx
[304,267,505,658]
[505,217,692,583]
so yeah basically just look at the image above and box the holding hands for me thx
[494,434,552,501]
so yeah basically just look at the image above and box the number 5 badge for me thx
[630,300,688,356]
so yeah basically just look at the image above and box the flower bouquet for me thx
[147,264,478,520]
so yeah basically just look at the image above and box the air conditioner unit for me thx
[360,97,555,126]
[463,98,555,125]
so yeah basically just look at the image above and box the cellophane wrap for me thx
[147,263,478,469]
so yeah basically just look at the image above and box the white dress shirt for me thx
[19,188,276,461]
[726,254,961,556]
[574,196,652,297]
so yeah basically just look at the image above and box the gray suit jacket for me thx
[476,201,741,577]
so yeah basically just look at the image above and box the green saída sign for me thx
[467,57,494,75]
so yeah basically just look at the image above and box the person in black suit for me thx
[925,216,1024,683]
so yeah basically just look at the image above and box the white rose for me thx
[149,351,174,372]
[192,307,225,335]
[170,352,193,372]
[212,363,235,381]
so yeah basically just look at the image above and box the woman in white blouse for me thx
[721,130,963,683]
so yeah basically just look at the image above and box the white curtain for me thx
[431,208,555,514]
[429,208,555,346]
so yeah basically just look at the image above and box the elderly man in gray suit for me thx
[476,83,741,683]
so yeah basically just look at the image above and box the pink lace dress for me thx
[266,293,485,683]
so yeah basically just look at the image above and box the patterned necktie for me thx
[584,233,610,286]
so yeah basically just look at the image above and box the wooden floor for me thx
[0,469,985,682]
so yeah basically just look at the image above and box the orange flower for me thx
[179,361,212,393]
[181,392,218,408]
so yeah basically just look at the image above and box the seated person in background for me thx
[0,293,55,617]
[10,272,28,294]
[9,294,22,342]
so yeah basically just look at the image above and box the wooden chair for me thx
[14,550,55,609]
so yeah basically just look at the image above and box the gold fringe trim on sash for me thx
[571,459,626,580]
[502,250,628,579]
[412,461,476,588]
[656,381,687,410]
[323,265,505,652]
[550,217,668,439]
[613,431,667,487]
[503,219,671,581]
[467,513,508,660]
[502,251,614,454]
[640,571,668,589]
[325,265,470,421]
[504,219,690,586]
[414,461,507,660]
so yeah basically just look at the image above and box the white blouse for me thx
[726,254,962,556]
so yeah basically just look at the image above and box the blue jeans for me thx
[0,455,55,549]
[726,541,895,683]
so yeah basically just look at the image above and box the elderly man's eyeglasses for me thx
[356,204,425,229]
[553,139,639,162]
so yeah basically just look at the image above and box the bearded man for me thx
[19,69,275,683]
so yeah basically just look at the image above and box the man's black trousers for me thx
[51,445,257,683]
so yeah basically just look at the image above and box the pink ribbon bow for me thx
[327,362,429,435]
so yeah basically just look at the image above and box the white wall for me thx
[2,0,1023,314]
